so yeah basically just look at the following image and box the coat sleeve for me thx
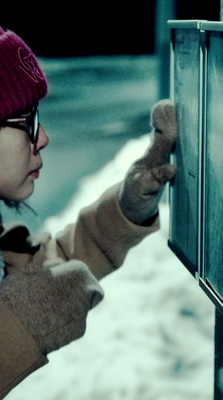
[0,301,48,399]
[54,182,160,280]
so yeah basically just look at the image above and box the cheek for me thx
[0,134,32,201]
[0,163,33,201]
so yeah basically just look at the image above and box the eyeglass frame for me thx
[0,103,39,145]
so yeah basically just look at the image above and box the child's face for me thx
[0,122,49,201]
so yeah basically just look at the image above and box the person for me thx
[0,27,177,399]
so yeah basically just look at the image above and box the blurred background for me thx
[0,0,220,231]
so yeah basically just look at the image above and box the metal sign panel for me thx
[168,20,223,315]
[199,23,223,309]
[168,21,204,277]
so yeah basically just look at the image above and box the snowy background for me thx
[4,56,215,399]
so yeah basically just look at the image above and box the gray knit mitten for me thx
[0,260,103,355]
[119,99,177,225]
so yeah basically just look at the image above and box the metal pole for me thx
[201,7,223,399]
[221,0,223,20]
[214,309,223,399]
[154,0,176,99]
[212,7,223,400]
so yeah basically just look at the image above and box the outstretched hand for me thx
[119,99,177,225]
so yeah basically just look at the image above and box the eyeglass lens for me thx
[33,109,39,144]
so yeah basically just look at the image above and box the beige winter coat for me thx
[0,183,159,399]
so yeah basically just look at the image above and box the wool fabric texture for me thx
[0,27,47,121]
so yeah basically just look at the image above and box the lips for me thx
[29,170,39,179]
[28,164,42,179]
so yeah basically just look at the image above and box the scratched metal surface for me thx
[204,31,223,298]
[169,28,200,274]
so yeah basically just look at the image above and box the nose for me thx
[33,124,49,154]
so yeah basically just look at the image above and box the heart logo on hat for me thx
[15,47,45,84]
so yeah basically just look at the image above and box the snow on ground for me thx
[6,135,215,400]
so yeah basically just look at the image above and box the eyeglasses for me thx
[1,103,39,145]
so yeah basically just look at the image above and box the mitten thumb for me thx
[147,164,176,194]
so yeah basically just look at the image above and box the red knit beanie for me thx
[0,27,48,121]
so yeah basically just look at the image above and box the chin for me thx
[10,182,35,202]
[20,185,35,201]
[0,180,35,202]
